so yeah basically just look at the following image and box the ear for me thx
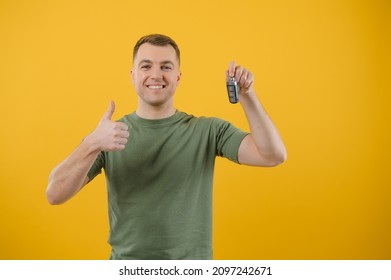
[176,71,181,85]
[130,69,135,84]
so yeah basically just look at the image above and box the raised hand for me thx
[87,101,129,152]
[227,61,254,96]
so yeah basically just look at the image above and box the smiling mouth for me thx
[147,85,166,89]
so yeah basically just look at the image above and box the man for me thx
[46,34,287,259]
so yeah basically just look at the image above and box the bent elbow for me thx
[46,188,62,205]
[277,150,287,165]
[263,150,287,167]
[46,179,65,205]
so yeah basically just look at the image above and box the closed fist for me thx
[226,61,254,96]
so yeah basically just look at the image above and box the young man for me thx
[46,34,287,259]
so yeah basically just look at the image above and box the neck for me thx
[136,102,176,120]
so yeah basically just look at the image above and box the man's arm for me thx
[46,101,129,205]
[227,62,287,167]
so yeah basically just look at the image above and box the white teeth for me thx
[148,85,163,89]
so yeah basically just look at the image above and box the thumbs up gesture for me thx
[87,101,129,152]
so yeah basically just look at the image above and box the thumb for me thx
[102,100,115,120]
[228,61,236,77]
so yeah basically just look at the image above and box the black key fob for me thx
[226,77,239,104]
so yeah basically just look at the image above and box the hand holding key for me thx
[226,61,255,102]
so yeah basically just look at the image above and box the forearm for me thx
[240,91,287,163]
[46,136,101,205]
[46,101,129,205]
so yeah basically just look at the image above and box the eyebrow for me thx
[138,59,175,66]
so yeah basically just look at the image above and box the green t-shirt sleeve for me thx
[87,151,105,182]
[211,118,249,163]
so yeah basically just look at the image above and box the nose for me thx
[150,66,163,79]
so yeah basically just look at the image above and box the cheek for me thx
[133,73,147,85]
[168,73,180,84]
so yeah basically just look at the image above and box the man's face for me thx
[131,43,181,108]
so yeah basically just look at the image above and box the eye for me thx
[162,65,172,71]
[141,65,151,70]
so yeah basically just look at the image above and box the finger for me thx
[114,144,126,151]
[115,122,129,131]
[102,100,115,120]
[234,66,243,83]
[228,61,236,77]
[118,130,130,139]
[238,68,249,87]
[115,137,128,145]
[244,72,254,88]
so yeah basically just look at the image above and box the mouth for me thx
[146,84,166,89]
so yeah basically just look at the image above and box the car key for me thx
[226,76,239,104]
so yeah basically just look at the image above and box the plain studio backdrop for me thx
[0,0,390,259]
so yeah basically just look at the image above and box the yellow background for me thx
[0,0,390,259]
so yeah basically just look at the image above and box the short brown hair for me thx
[133,34,180,65]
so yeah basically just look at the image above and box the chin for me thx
[138,92,174,107]
[142,97,173,107]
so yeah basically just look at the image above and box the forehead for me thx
[134,43,178,65]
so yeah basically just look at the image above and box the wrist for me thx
[239,90,258,106]
[83,133,102,154]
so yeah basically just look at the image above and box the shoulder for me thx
[179,111,228,126]
[117,112,136,124]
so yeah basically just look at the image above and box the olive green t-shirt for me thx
[87,111,248,259]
